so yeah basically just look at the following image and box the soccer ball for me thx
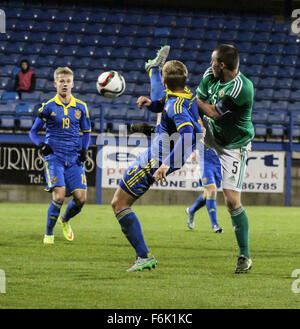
[96,71,126,98]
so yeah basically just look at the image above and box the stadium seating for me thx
[0,3,299,138]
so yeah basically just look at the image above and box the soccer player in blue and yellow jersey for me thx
[111,60,203,272]
[145,46,223,234]
[29,67,91,245]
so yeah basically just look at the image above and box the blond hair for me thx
[162,60,188,91]
[54,67,74,81]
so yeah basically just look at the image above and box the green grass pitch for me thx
[0,203,300,309]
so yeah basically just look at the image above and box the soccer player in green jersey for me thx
[196,44,254,273]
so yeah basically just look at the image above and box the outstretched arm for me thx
[197,99,220,120]
[136,96,164,113]
[29,117,44,146]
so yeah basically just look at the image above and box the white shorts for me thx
[202,120,251,192]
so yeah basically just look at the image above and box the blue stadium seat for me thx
[0,116,16,130]
[257,77,276,88]
[244,64,263,76]
[67,23,86,34]
[247,54,265,65]
[253,100,271,111]
[45,33,65,44]
[206,19,223,30]
[27,32,48,43]
[278,67,295,78]
[290,90,300,102]
[255,88,274,100]
[203,30,221,41]
[266,43,284,54]
[292,112,300,124]
[17,116,34,130]
[127,108,147,121]
[190,17,208,29]
[272,89,290,101]
[88,12,109,24]
[264,55,281,66]
[123,14,142,25]
[115,36,134,48]
[237,31,254,42]
[252,109,268,123]
[281,56,297,67]
[157,16,176,27]
[0,103,16,115]
[20,92,41,101]
[40,92,55,102]
[68,12,89,23]
[270,101,288,112]
[22,43,43,55]
[269,33,286,43]
[36,55,56,66]
[106,107,127,121]
[71,58,91,69]
[254,123,267,137]
[252,32,270,43]
[58,45,78,57]
[288,102,300,112]
[283,45,299,56]
[4,42,26,54]
[15,103,34,116]
[1,53,22,65]
[80,35,102,46]
[276,78,293,89]
[33,21,53,32]
[267,111,287,125]
[255,21,273,31]
[101,24,121,36]
[1,92,19,101]
[239,20,256,31]
[262,66,279,77]
[39,44,61,56]
[54,56,73,67]
[35,67,53,79]
[269,124,285,137]
[271,22,289,33]
[250,42,268,54]
[293,125,300,138]
[223,20,240,30]
[50,22,70,33]
[53,11,74,22]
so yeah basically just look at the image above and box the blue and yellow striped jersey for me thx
[149,88,203,169]
[159,88,202,136]
[38,94,91,156]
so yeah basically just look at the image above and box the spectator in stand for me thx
[14,59,36,98]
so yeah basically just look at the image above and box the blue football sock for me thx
[206,199,218,228]
[46,200,63,235]
[116,208,150,258]
[149,67,166,100]
[189,194,206,215]
[61,199,82,222]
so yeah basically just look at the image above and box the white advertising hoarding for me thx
[101,146,285,193]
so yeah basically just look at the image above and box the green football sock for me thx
[230,207,250,259]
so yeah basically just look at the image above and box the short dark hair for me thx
[214,44,239,71]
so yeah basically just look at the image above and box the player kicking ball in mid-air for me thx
[111,59,203,272]
[29,67,91,245]
[196,45,254,273]
[143,46,223,234]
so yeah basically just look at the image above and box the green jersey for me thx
[196,67,254,149]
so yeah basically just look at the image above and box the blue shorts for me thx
[119,148,160,199]
[198,149,222,188]
[43,154,87,196]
